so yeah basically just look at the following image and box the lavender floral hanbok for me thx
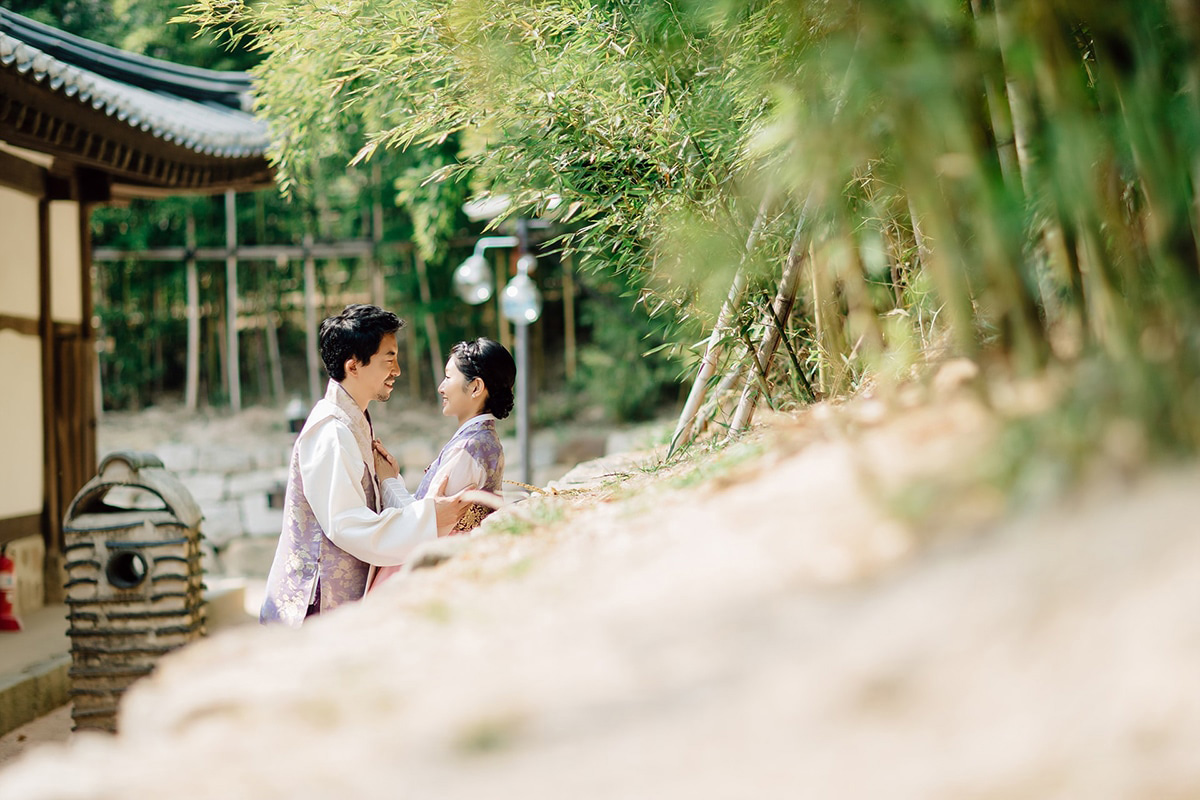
[371,415,503,587]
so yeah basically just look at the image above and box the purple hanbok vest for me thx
[260,381,380,627]
[415,416,504,528]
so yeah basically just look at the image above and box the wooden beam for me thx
[91,239,425,263]
[0,514,41,547]
[0,313,39,336]
[0,147,47,197]
[71,166,112,204]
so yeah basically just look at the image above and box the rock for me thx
[198,503,243,548]
[5,535,44,618]
[931,357,980,397]
[196,448,253,475]
[555,433,607,466]
[239,494,283,538]
[218,537,278,579]
[199,539,222,578]
[178,473,226,505]
[153,443,197,473]
[223,469,288,500]
[250,446,290,471]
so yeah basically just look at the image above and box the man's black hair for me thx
[319,304,403,382]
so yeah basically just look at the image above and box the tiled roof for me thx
[0,9,269,160]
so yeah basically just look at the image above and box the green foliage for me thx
[394,145,472,267]
[87,0,1200,471]
[573,293,681,422]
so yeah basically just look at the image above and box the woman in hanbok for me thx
[370,337,515,588]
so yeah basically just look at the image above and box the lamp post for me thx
[454,230,542,485]
[502,244,541,484]
[451,236,516,305]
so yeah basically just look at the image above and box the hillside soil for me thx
[1,367,1197,798]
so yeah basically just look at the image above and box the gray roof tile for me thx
[0,16,270,160]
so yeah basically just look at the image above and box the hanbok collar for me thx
[451,412,496,439]
[322,379,375,474]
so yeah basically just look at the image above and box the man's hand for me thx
[373,439,400,482]
[431,474,473,536]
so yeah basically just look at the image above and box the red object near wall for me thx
[0,547,22,632]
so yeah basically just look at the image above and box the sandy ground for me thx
[0,708,71,768]
[2,374,1198,797]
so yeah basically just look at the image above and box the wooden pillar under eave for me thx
[185,210,200,412]
[38,197,63,604]
[78,192,97,496]
[225,190,241,413]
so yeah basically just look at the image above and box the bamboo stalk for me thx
[694,361,747,440]
[668,191,773,457]
[727,211,810,438]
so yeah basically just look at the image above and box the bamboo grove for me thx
[186,0,1200,468]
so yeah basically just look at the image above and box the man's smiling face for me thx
[358,332,401,403]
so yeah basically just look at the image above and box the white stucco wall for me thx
[50,200,83,324]
[0,186,40,319]
[0,330,44,517]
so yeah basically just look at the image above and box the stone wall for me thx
[94,405,651,582]
[5,535,44,619]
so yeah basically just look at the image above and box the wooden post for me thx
[78,196,97,478]
[185,210,200,412]
[413,251,443,389]
[406,311,421,399]
[304,233,321,404]
[265,255,286,402]
[562,252,577,382]
[495,252,512,352]
[224,190,241,413]
[39,198,64,604]
[369,164,386,308]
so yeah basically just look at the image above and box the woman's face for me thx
[438,356,486,423]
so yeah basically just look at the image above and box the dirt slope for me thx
[1,382,1197,799]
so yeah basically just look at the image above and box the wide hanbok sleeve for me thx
[425,441,495,535]
[424,444,489,501]
[381,476,417,509]
[298,419,437,567]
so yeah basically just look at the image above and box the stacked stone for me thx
[61,452,205,733]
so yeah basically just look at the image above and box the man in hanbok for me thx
[260,304,471,627]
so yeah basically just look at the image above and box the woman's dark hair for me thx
[451,338,516,419]
[319,304,403,381]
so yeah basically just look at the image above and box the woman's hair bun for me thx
[451,338,516,419]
